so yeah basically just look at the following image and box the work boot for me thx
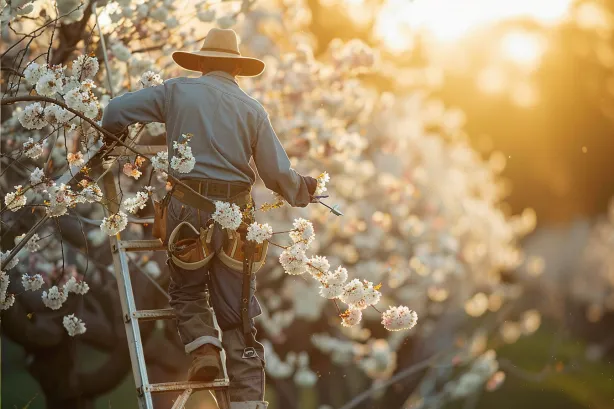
[188,344,223,381]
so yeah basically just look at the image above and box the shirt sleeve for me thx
[101,83,167,134]
[252,113,312,207]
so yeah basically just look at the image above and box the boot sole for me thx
[188,366,222,382]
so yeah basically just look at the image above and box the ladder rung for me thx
[146,379,230,393]
[117,239,165,252]
[133,308,175,321]
[107,145,167,157]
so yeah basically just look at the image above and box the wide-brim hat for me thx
[171,28,265,77]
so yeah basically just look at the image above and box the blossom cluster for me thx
[170,133,196,174]
[122,186,155,214]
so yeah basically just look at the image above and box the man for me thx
[102,28,318,409]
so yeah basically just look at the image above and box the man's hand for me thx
[303,176,319,203]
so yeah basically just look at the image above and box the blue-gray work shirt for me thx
[101,70,312,207]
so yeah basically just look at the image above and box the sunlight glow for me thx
[374,0,574,51]
[499,31,546,71]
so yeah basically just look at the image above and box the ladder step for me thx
[117,239,165,252]
[146,379,230,393]
[133,308,175,321]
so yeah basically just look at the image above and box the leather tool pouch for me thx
[168,221,215,270]
[218,226,268,273]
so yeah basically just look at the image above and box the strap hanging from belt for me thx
[240,228,258,359]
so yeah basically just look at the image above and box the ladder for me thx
[100,146,231,409]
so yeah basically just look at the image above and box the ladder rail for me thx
[103,170,154,409]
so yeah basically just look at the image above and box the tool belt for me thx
[154,178,267,357]
[152,178,251,240]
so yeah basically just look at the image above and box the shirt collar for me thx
[202,70,238,85]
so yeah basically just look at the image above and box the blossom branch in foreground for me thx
[210,187,418,332]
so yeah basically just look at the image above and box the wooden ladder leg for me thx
[171,388,194,409]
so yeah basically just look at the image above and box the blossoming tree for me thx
[1,0,536,408]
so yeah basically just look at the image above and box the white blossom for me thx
[23,137,44,158]
[46,183,74,217]
[0,293,15,310]
[19,103,47,129]
[15,233,40,252]
[44,105,72,126]
[23,62,45,85]
[246,222,273,243]
[21,273,44,291]
[340,308,362,327]
[79,182,103,203]
[326,266,348,285]
[352,281,381,309]
[314,172,330,196]
[307,255,330,280]
[0,251,19,270]
[72,55,99,80]
[363,284,382,305]
[101,211,128,236]
[122,189,152,214]
[0,271,10,306]
[170,134,196,173]
[4,185,26,211]
[212,201,243,230]
[381,306,418,331]
[290,218,315,245]
[35,72,63,97]
[151,150,169,172]
[67,151,85,167]
[279,242,308,275]
[63,314,86,336]
[139,71,163,88]
[340,278,365,305]
[64,276,89,295]
[30,167,46,188]
[319,282,344,299]
[64,85,99,119]
[42,285,68,310]
[111,42,132,62]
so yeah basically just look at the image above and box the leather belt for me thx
[171,178,252,213]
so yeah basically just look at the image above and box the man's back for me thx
[163,71,264,184]
[102,70,315,207]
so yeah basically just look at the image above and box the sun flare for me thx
[373,0,574,51]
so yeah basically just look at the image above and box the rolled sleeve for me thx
[101,83,167,135]
[252,114,312,207]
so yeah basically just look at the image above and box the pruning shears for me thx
[312,195,343,216]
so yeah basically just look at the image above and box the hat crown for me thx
[200,28,240,55]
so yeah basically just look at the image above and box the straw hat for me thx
[171,28,265,77]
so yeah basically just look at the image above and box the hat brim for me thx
[171,50,265,77]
